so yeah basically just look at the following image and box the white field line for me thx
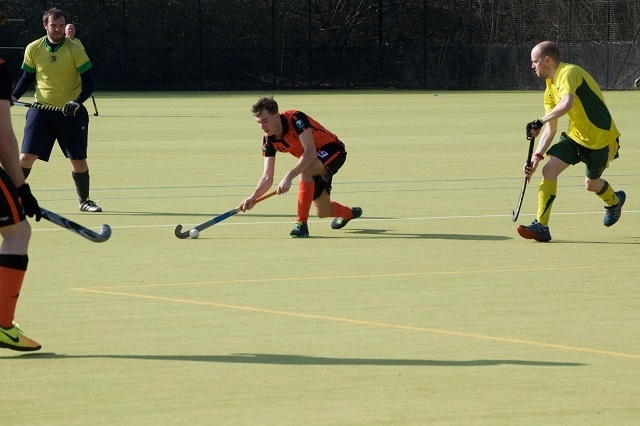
[31,209,640,232]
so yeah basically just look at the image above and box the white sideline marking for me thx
[31,209,639,232]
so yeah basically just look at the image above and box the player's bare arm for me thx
[278,128,317,194]
[524,93,571,180]
[240,156,275,211]
[527,94,573,139]
[0,100,25,188]
[524,119,557,181]
[541,94,573,124]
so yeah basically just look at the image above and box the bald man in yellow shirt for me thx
[65,23,85,50]
[517,41,624,242]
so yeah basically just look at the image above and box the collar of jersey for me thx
[43,36,66,53]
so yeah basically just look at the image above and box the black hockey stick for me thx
[40,208,111,242]
[510,136,535,222]
[175,190,277,239]
[91,95,99,116]
[13,101,64,113]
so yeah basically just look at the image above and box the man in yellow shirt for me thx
[12,8,101,212]
[517,41,624,242]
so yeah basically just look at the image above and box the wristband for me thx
[534,153,544,160]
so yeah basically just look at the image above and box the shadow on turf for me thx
[14,353,585,366]
[345,228,512,241]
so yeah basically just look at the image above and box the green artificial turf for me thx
[3,90,639,425]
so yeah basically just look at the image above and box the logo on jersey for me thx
[49,55,58,63]
[295,119,305,131]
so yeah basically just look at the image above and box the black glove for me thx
[526,119,543,139]
[63,101,80,116]
[17,184,41,221]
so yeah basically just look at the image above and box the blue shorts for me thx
[21,104,89,162]
[0,168,26,228]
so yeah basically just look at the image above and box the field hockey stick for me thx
[14,101,80,116]
[40,208,112,242]
[13,101,64,113]
[510,136,535,222]
[174,190,278,239]
[91,95,99,116]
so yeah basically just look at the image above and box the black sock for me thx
[0,254,29,270]
[72,170,90,202]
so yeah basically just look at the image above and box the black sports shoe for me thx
[603,190,625,227]
[517,219,552,242]
[289,221,309,238]
[331,207,362,230]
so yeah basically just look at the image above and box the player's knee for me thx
[16,221,32,242]
[584,178,601,192]
[19,153,38,168]
[541,165,559,180]
[1,221,31,252]
[299,169,314,181]
[315,204,332,218]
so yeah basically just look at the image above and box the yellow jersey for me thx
[22,36,92,107]
[69,37,86,51]
[544,62,620,149]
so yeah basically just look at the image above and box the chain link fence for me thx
[1,0,639,90]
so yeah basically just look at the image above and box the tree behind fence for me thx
[1,0,639,90]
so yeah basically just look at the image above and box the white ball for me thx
[189,229,199,239]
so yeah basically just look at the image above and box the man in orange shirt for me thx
[0,9,43,352]
[239,96,361,238]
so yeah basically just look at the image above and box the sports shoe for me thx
[79,198,102,212]
[517,219,552,242]
[0,323,41,352]
[604,190,625,227]
[289,221,309,238]
[331,207,363,230]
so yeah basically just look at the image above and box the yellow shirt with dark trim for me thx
[544,62,620,149]
[22,37,92,107]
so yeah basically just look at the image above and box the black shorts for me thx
[21,104,89,161]
[547,132,620,180]
[0,168,26,228]
[313,142,347,199]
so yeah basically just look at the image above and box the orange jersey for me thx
[262,110,342,158]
